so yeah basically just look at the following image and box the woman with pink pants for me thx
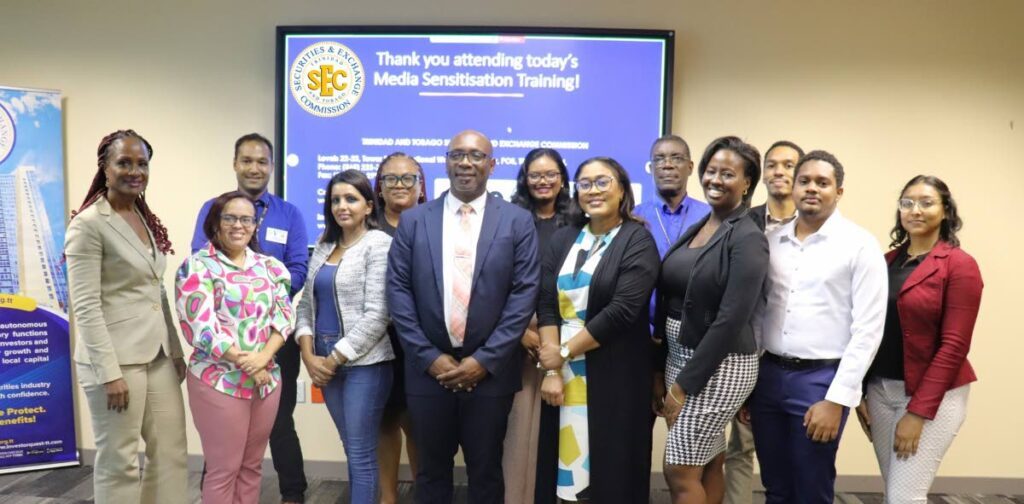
[176,190,295,503]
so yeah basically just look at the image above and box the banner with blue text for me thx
[0,86,78,474]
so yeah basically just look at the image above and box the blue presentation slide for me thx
[280,31,669,246]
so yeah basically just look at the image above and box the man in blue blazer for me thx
[387,130,540,504]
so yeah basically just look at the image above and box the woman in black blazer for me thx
[656,136,769,503]
[533,157,660,504]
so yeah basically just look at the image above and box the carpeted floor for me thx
[1,465,1022,503]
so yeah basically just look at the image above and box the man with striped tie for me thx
[387,130,541,504]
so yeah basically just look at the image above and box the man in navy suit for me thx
[387,130,540,504]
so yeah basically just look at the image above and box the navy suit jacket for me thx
[387,193,540,396]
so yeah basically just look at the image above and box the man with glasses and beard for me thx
[387,130,540,503]
[634,135,711,258]
[635,135,711,424]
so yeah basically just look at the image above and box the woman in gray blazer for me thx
[65,130,187,503]
[295,169,394,503]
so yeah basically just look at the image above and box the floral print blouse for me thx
[175,244,294,399]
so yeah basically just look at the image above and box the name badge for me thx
[266,227,288,244]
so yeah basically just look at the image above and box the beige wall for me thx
[3,0,1021,480]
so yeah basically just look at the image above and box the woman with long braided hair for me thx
[66,130,188,503]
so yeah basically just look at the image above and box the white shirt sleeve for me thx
[825,236,888,407]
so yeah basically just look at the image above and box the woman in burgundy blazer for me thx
[856,175,983,502]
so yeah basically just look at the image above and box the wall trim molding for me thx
[78,449,1024,495]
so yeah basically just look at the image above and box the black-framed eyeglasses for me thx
[446,150,489,164]
[221,214,257,227]
[576,176,616,193]
[381,174,420,189]
[527,171,561,183]
[652,154,690,167]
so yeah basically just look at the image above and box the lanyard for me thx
[255,198,271,234]
[654,202,686,249]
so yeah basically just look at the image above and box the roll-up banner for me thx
[0,86,78,474]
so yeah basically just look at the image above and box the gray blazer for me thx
[295,229,394,366]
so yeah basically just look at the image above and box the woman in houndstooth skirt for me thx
[655,137,769,503]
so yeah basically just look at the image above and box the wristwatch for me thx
[559,343,572,361]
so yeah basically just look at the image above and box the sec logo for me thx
[0,103,14,165]
[289,41,365,118]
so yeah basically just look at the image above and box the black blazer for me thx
[747,203,767,232]
[536,220,660,504]
[655,206,769,396]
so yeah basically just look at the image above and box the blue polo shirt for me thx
[190,191,309,296]
[633,195,711,258]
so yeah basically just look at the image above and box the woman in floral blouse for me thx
[176,190,294,504]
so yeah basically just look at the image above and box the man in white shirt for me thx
[749,150,887,504]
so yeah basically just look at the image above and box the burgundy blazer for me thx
[886,241,982,419]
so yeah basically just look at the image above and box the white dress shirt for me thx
[442,191,487,348]
[761,210,887,407]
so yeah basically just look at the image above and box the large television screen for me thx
[276,26,674,247]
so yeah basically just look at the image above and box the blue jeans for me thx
[316,334,394,503]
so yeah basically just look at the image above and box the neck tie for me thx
[450,203,475,343]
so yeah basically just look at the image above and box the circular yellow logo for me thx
[289,41,365,118]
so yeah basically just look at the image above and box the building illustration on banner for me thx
[0,86,78,475]
[0,165,68,311]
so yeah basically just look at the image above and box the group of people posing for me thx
[65,128,983,504]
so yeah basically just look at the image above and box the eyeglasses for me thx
[651,154,690,167]
[381,174,420,189]
[527,171,561,183]
[446,150,489,164]
[221,214,257,227]
[576,176,616,193]
[897,198,939,212]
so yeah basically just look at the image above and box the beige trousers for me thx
[724,416,755,504]
[502,354,544,504]
[77,353,188,504]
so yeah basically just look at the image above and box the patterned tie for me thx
[450,203,475,343]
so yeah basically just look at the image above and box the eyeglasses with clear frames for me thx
[897,198,938,212]
[381,174,420,188]
[576,176,615,193]
[221,214,257,227]
[527,171,561,183]
[446,150,489,164]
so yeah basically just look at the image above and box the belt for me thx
[763,352,840,370]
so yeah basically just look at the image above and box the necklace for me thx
[339,229,368,249]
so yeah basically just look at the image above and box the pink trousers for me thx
[187,375,281,504]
